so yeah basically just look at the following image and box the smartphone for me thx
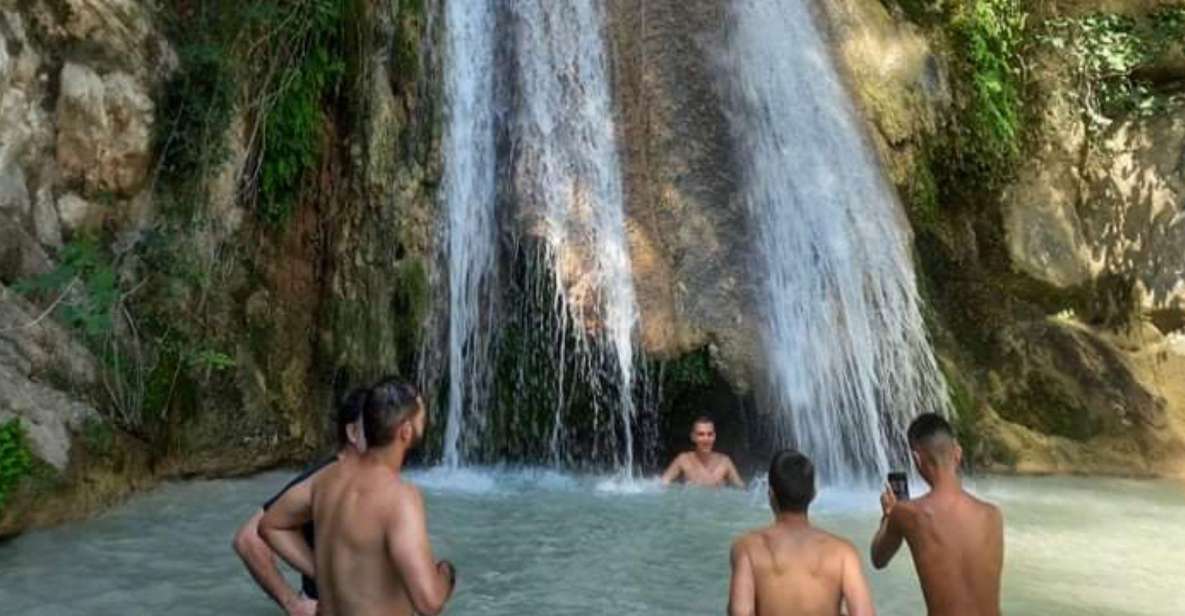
[887,471,909,501]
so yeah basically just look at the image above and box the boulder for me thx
[0,213,52,283]
[55,63,154,198]
[0,284,100,471]
[1081,113,1185,311]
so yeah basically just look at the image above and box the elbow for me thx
[233,517,259,558]
[870,555,888,570]
[728,604,755,616]
[414,597,446,616]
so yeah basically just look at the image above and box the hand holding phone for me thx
[887,471,909,502]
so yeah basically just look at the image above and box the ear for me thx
[954,443,964,466]
[347,420,367,452]
[398,420,413,443]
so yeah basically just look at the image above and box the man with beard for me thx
[261,380,456,616]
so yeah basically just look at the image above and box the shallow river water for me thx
[1,468,1182,615]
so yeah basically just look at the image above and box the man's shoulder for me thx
[262,455,337,510]
[712,452,735,464]
[814,526,858,553]
[730,529,763,561]
[966,492,1004,526]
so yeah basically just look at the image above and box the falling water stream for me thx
[726,0,949,484]
[440,0,497,468]
[507,0,641,474]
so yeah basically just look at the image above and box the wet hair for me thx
[769,449,815,513]
[907,413,956,465]
[334,387,369,447]
[691,416,715,430]
[363,378,422,449]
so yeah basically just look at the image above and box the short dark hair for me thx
[907,413,955,448]
[363,378,422,449]
[691,416,715,429]
[769,449,815,513]
[334,387,369,447]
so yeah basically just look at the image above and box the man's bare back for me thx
[730,523,873,616]
[663,452,744,488]
[260,382,452,616]
[882,490,1003,616]
[871,412,1004,616]
[308,457,426,615]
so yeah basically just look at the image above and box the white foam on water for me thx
[594,475,664,495]
[409,466,499,494]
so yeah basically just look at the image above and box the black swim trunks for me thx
[262,456,336,599]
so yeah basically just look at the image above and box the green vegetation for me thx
[157,0,355,227]
[1037,8,1185,133]
[392,258,431,373]
[0,420,34,511]
[948,0,1027,183]
[661,348,714,389]
[13,236,118,343]
[907,153,940,229]
[253,1,349,225]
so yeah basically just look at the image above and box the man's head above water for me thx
[362,378,426,452]
[907,412,962,484]
[768,449,816,515]
[690,416,717,453]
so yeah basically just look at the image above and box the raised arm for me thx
[728,539,756,616]
[661,454,684,485]
[387,486,455,616]
[840,543,876,616]
[259,481,316,578]
[870,487,905,570]
[724,458,745,489]
[233,509,315,616]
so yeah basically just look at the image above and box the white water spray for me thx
[726,0,949,483]
[509,0,641,475]
[441,0,497,468]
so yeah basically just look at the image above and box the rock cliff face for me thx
[0,0,438,534]
[823,0,1185,475]
[605,0,758,391]
[3,0,1184,534]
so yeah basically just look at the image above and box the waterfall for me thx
[508,0,641,474]
[725,0,949,483]
[440,0,497,468]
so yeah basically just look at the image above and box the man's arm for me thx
[727,539,756,616]
[660,454,684,485]
[387,486,454,616]
[870,487,905,569]
[724,458,745,489]
[259,481,316,578]
[233,509,315,616]
[840,543,876,616]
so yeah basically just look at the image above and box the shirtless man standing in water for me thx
[262,380,455,616]
[871,413,1003,616]
[728,450,875,616]
[661,417,745,488]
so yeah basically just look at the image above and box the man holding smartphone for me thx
[871,413,1004,616]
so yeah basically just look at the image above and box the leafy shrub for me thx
[1037,8,1185,132]
[13,237,118,342]
[0,420,34,510]
[950,0,1028,179]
